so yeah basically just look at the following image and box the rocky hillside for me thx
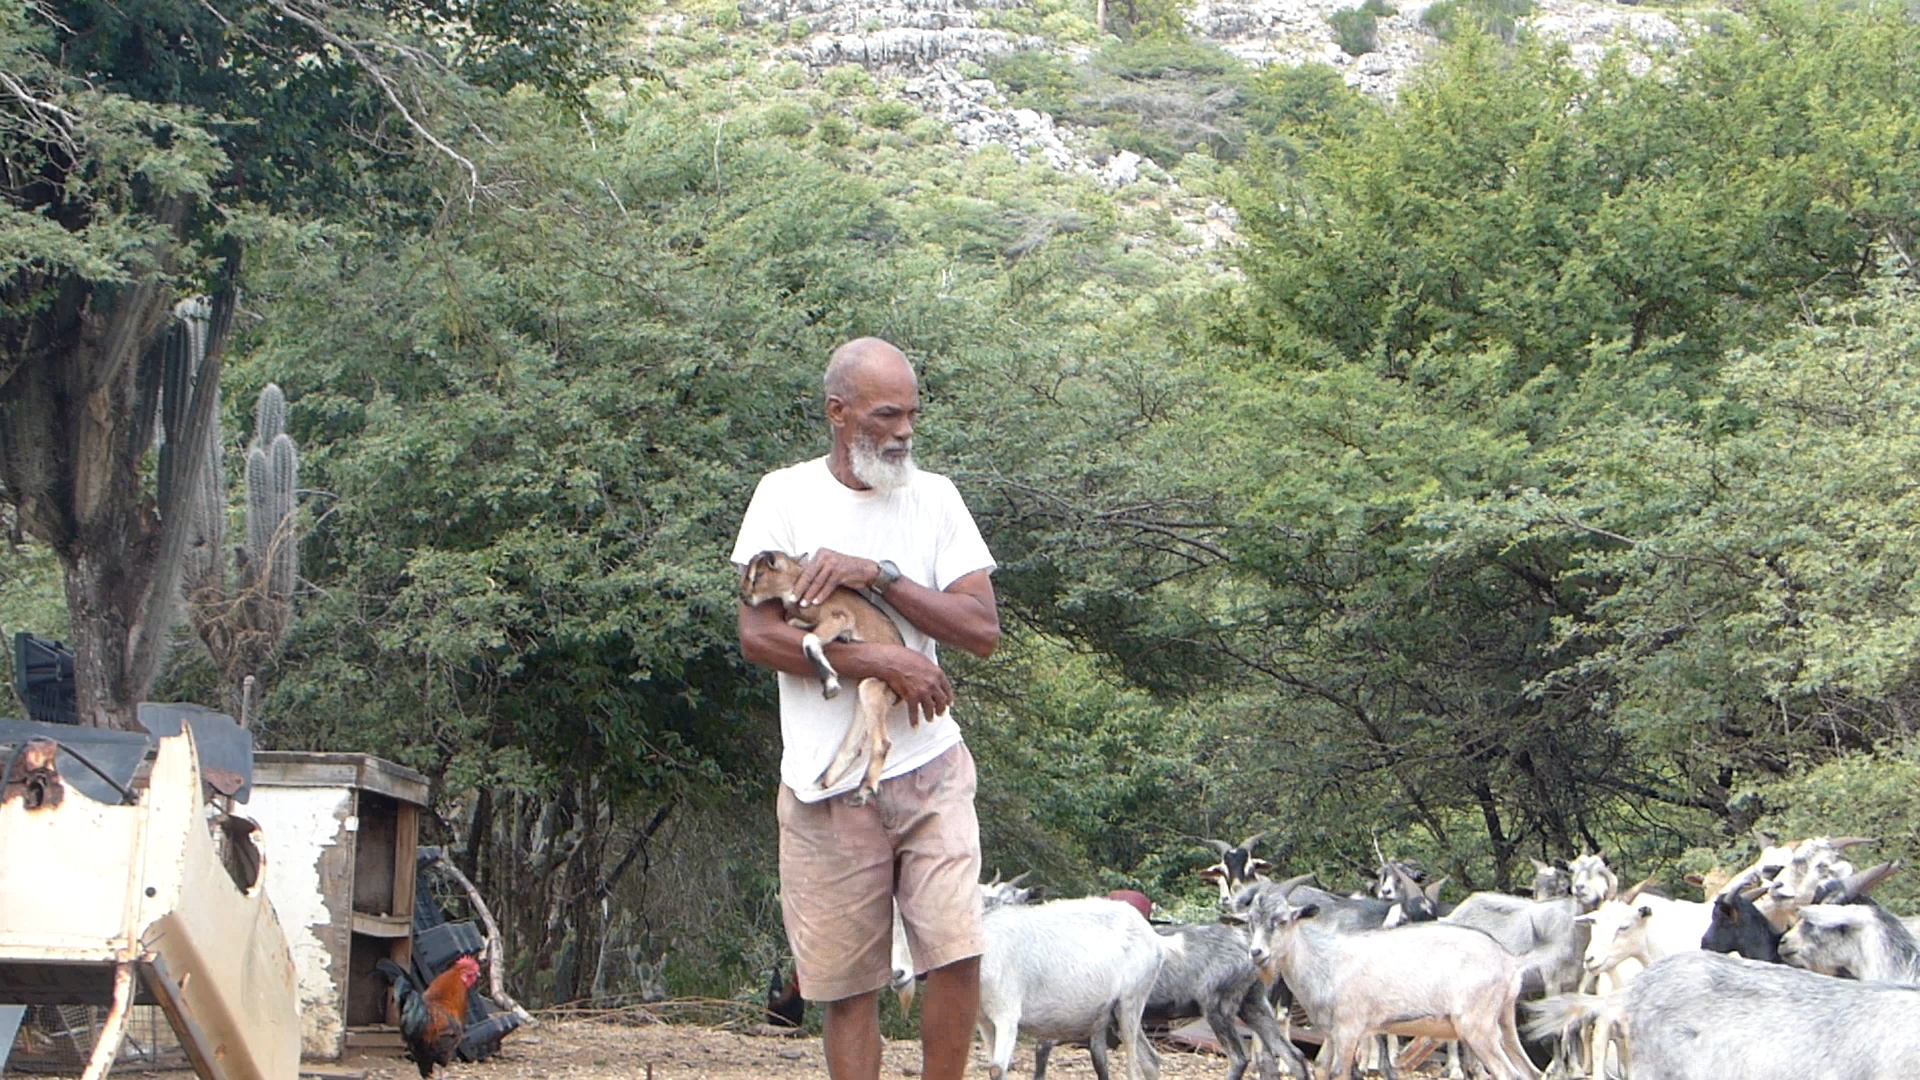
[726,0,1698,177]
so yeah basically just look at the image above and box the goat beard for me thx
[850,434,915,493]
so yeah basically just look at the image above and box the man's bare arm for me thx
[737,600,954,722]
[790,551,1000,659]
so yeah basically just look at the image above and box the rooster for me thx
[376,955,480,1077]
[765,963,804,1029]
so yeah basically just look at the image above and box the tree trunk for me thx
[63,542,157,730]
[0,214,231,730]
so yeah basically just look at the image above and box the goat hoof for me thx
[845,789,872,808]
[821,680,841,699]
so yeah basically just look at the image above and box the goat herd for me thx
[901,834,1920,1080]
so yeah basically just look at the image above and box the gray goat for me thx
[1526,950,1920,1080]
[977,896,1165,1080]
[1779,872,1920,985]
[1034,923,1310,1080]
[1246,892,1538,1080]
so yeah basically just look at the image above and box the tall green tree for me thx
[0,0,620,727]
[1180,5,1920,885]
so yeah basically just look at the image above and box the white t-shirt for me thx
[731,457,996,802]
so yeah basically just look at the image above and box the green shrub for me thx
[1096,37,1238,79]
[817,114,853,145]
[1422,0,1532,44]
[985,51,1085,115]
[862,100,919,130]
[771,61,807,89]
[821,65,874,97]
[1329,0,1396,56]
[907,117,949,143]
[762,103,814,137]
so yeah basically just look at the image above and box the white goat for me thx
[1246,893,1538,1080]
[1578,893,1709,976]
[977,896,1165,1080]
[1567,854,1617,912]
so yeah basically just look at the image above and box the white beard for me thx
[850,435,916,493]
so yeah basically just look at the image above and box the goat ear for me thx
[1200,866,1227,883]
[1531,858,1553,873]
[1295,903,1321,921]
[1247,857,1274,876]
[1424,877,1448,903]
[1574,912,1596,925]
[1684,873,1706,888]
[1637,905,1654,920]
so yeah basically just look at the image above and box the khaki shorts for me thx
[777,742,984,1003]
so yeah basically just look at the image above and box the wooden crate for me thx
[248,753,428,1062]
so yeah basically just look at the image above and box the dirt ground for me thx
[329,1016,1295,1080]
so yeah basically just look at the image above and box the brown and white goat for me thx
[740,549,934,802]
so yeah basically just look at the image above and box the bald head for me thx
[824,337,913,404]
[822,337,920,492]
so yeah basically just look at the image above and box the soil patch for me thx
[331,1016,1283,1080]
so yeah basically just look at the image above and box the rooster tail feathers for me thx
[376,958,416,992]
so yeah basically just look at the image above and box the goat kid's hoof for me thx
[821,679,841,699]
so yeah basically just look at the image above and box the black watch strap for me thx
[872,559,902,594]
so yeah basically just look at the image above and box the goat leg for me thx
[815,678,897,800]
[853,679,896,803]
[796,630,843,698]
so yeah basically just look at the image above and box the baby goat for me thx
[740,550,939,801]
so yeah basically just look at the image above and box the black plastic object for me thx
[0,718,150,805]
[411,922,487,984]
[13,633,78,726]
[136,702,254,803]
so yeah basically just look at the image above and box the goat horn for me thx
[1274,872,1317,896]
[1830,836,1879,850]
[1007,871,1032,888]
[1618,874,1660,903]
[1203,838,1233,855]
[1239,831,1268,853]
[987,870,1002,887]
[1841,860,1901,900]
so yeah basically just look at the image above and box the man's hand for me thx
[871,644,953,727]
[793,548,881,608]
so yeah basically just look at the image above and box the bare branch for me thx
[260,0,480,202]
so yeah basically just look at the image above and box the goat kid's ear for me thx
[1294,903,1321,921]
[1424,877,1449,902]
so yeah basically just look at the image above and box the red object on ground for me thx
[1107,889,1152,920]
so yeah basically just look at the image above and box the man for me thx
[731,337,1000,1080]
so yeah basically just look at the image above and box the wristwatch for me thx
[872,559,902,595]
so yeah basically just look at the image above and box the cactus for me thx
[182,378,300,726]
